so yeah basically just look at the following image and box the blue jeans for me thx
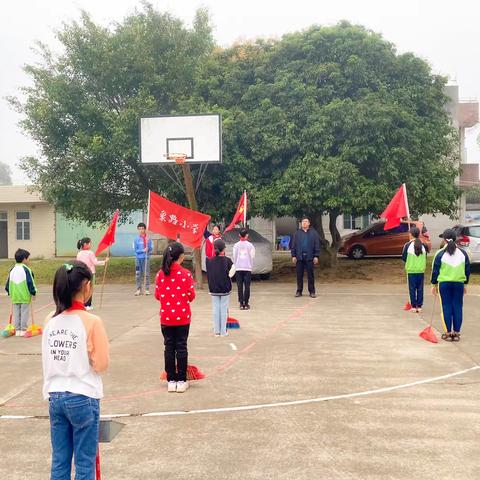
[135,257,150,290]
[49,392,100,480]
[212,295,229,335]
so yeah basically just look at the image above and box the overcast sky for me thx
[1,0,479,183]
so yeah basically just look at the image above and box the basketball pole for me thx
[180,162,203,289]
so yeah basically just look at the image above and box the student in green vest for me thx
[5,249,37,336]
[431,228,470,342]
[402,226,430,313]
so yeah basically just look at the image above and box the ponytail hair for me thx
[77,237,91,250]
[410,226,423,256]
[162,241,184,275]
[214,239,226,256]
[53,260,92,316]
[442,228,457,255]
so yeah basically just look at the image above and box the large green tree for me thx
[194,23,459,261]
[11,5,215,224]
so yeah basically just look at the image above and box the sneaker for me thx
[221,332,229,337]
[18,330,25,337]
[417,308,423,313]
[15,331,20,337]
[309,293,316,299]
[176,381,189,393]
[239,303,244,310]
[86,306,93,311]
[410,308,417,313]
[295,292,302,297]
[245,304,251,310]
[214,333,221,337]
[145,290,150,296]
[134,290,141,296]
[167,381,177,393]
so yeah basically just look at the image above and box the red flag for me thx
[95,209,119,256]
[147,191,211,248]
[380,184,410,230]
[224,191,247,233]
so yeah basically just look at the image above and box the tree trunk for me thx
[327,211,341,267]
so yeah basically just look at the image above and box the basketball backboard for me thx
[140,113,222,164]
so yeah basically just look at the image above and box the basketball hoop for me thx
[165,153,187,165]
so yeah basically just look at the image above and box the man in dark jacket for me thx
[291,217,320,298]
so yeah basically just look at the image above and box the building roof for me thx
[0,185,47,204]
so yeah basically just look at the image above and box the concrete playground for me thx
[1,281,480,479]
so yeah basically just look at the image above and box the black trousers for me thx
[161,324,190,382]
[296,258,315,294]
[236,270,252,305]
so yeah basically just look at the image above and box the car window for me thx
[466,226,480,238]
[385,223,409,234]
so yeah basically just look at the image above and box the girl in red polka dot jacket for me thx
[155,242,196,393]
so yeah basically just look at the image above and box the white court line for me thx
[4,366,476,421]
[229,343,238,351]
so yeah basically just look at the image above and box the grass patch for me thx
[1,253,479,285]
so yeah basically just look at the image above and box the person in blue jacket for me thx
[133,222,153,296]
[291,217,320,298]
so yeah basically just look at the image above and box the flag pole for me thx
[243,190,247,227]
[99,247,110,309]
[403,183,411,232]
[144,191,151,294]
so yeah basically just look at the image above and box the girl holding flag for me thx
[402,226,429,313]
[76,237,108,310]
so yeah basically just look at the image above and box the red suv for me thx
[339,220,431,259]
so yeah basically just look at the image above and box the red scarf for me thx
[66,300,86,312]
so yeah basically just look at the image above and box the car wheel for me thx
[349,245,366,260]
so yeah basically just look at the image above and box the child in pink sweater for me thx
[76,237,108,310]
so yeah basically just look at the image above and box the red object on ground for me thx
[403,301,412,311]
[380,184,409,230]
[160,364,205,381]
[419,326,438,343]
[95,209,119,256]
[147,191,211,248]
[227,316,240,328]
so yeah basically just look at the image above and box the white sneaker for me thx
[18,330,25,337]
[167,381,177,393]
[15,331,20,337]
[410,308,417,313]
[176,381,189,393]
[221,332,229,337]
[134,290,141,296]
[86,306,93,311]
[417,308,423,313]
[145,290,150,296]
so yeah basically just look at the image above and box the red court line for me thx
[1,298,317,407]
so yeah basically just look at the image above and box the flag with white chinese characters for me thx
[147,191,211,248]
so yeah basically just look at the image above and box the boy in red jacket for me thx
[155,242,196,393]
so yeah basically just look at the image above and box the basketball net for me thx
[165,153,187,165]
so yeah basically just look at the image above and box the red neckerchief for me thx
[141,234,147,248]
[66,301,86,312]
[240,238,248,241]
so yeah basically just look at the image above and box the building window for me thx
[0,212,7,221]
[343,214,372,230]
[16,211,31,240]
